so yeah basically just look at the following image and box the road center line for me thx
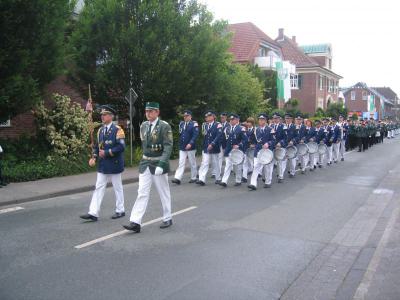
[0,206,24,214]
[74,206,197,249]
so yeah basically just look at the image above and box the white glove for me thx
[154,167,163,176]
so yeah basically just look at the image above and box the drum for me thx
[229,149,244,165]
[257,148,273,165]
[273,147,286,161]
[297,143,309,156]
[286,145,298,159]
[318,143,328,155]
[307,142,318,154]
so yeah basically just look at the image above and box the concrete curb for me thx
[0,167,192,207]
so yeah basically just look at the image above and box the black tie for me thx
[148,123,153,138]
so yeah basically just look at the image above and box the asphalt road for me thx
[1,139,400,300]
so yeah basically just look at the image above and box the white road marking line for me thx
[75,206,197,249]
[353,205,399,300]
[0,206,24,215]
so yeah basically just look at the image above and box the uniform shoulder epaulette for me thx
[217,123,223,129]
[193,121,199,127]
[161,120,169,125]
[116,125,125,139]
[241,127,246,132]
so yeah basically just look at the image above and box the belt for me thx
[142,155,162,161]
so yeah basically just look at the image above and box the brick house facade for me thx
[275,29,343,114]
[0,75,86,139]
[343,82,395,119]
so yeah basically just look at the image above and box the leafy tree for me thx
[0,0,72,122]
[325,102,348,119]
[70,0,263,131]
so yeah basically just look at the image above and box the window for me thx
[0,118,11,127]
[362,91,368,100]
[258,47,267,57]
[317,97,324,109]
[351,91,356,100]
[290,74,298,89]
[319,75,324,90]
[298,74,303,89]
[328,79,333,93]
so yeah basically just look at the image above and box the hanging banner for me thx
[276,61,292,102]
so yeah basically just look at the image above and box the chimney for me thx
[278,28,284,40]
[292,36,296,44]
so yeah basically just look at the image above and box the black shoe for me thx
[160,220,173,229]
[241,177,247,183]
[289,174,295,178]
[341,158,344,161]
[220,182,227,187]
[172,178,181,185]
[314,165,317,169]
[334,161,338,164]
[318,165,322,168]
[301,170,305,174]
[188,179,197,183]
[278,178,283,183]
[248,185,256,191]
[111,212,125,219]
[262,178,266,183]
[211,175,216,179]
[264,183,271,188]
[234,182,241,186]
[123,222,141,233]
[80,213,98,222]
[215,180,221,184]
[198,180,205,186]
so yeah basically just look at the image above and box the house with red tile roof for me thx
[275,29,343,114]
[342,82,396,119]
[228,22,296,103]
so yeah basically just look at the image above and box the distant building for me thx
[342,82,396,119]
[275,29,343,114]
[228,22,296,103]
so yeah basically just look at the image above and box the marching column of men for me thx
[173,110,399,191]
[80,103,399,233]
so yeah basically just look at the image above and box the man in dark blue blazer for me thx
[197,111,223,185]
[172,110,199,185]
[80,105,126,221]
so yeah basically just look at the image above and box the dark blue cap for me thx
[272,112,281,118]
[229,113,239,119]
[183,110,192,116]
[204,110,216,117]
[295,114,303,119]
[99,105,116,115]
[220,112,228,116]
[258,113,268,119]
[284,113,293,118]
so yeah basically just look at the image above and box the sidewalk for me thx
[0,157,200,207]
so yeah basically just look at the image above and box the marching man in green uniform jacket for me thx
[124,102,173,233]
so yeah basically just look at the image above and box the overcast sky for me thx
[201,0,400,96]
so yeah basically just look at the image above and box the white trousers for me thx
[250,157,274,187]
[309,153,317,168]
[299,154,309,171]
[288,157,297,175]
[277,159,287,179]
[174,150,197,181]
[222,157,243,184]
[332,142,340,162]
[129,168,172,225]
[318,153,325,166]
[216,147,224,175]
[88,172,125,217]
[199,152,221,182]
[327,146,333,163]
[340,139,346,159]
[242,151,254,179]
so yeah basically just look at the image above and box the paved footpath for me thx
[0,157,200,207]
[0,139,400,299]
